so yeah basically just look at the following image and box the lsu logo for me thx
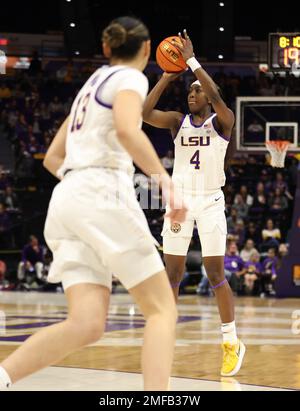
[181,136,210,147]
[171,223,181,234]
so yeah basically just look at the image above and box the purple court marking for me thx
[3,322,61,329]
[6,316,67,321]
[0,313,202,343]
[0,335,29,342]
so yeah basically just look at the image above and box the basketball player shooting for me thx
[143,29,245,377]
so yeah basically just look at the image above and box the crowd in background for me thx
[0,62,299,296]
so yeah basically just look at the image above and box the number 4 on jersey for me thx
[190,150,200,170]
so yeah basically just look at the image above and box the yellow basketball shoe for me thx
[221,340,246,377]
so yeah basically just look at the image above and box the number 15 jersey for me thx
[172,113,230,195]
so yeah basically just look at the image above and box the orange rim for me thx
[266,141,290,151]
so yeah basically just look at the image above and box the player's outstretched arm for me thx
[173,30,235,138]
[43,116,69,178]
[143,72,184,132]
[114,89,187,224]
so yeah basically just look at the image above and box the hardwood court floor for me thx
[0,291,299,391]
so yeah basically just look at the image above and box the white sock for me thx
[221,321,238,345]
[0,367,12,389]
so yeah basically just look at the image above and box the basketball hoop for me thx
[265,141,290,168]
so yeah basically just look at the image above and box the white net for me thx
[265,141,290,168]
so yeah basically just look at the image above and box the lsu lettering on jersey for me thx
[57,65,148,180]
[172,113,229,194]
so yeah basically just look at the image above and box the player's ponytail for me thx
[102,16,149,60]
[103,23,127,49]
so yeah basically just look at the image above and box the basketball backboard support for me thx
[236,97,300,152]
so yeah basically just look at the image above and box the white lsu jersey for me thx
[57,65,149,180]
[172,113,230,195]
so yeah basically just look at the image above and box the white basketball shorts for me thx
[162,190,227,257]
[44,168,164,291]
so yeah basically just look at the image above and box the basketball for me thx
[156,36,188,73]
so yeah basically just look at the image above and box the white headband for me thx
[191,80,201,87]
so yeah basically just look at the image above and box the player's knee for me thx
[68,318,105,345]
[206,271,224,287]
[145,299,178,324]
[166,267,185,284]
[160,304,178,327]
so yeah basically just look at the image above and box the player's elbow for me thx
[116,127,137,141]
[142,108,152,122]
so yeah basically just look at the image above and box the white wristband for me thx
[186,57,202,72]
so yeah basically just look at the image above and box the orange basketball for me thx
[156,36,188,73]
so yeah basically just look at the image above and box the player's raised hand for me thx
[162,71,184,81]
[172,29,194,62]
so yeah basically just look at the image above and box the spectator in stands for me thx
[49,96,63,115]
[161,150,174,172]
[40,103,51,122]
[244,251,262,295]
[269,188,288,212]
[251,182,268,214]
[17,235,44,289]
[261,219,281,250]
[28,136,40,155]
[40,135,52,154]
[260,168,273,191]
[261,248,278,296]
[1,186,19,211]
[232,193,249,219]
[228,219,246,248]
[15,149,34,183]
[278,243,289,259]
[273,172,288,193]
[226,208,238,232]
[238,185,253,207]
[224,242,245,293]
[32,112,41,135]
[245,221,262,245]
[240,239,259,262]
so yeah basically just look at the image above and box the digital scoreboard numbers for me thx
[269,33,300,71]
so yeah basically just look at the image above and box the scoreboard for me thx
[269,33,300,71]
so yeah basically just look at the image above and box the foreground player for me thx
[0,17,187,391]
[143,30,245,376]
